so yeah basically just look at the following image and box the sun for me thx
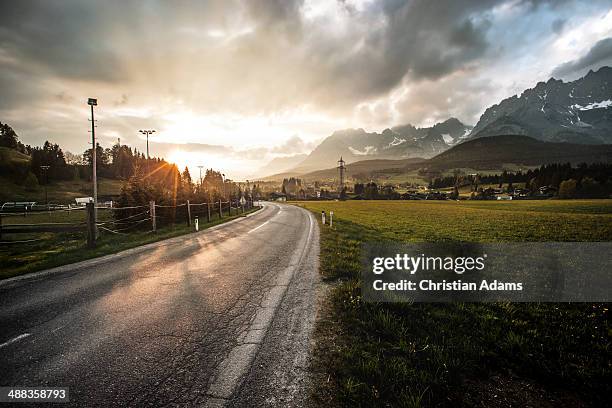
[168,150,192,170]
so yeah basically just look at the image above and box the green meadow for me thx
[0,207,260,280]
[296,200,612,407]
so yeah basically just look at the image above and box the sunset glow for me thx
[1,1,611,180]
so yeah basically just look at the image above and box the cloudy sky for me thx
[1,0,612,179]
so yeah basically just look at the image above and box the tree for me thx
[0,122,19,149]
[451,185,459,199]
[365,182,378,199]
[83,144,110,167]
[558,179,577,199]
[579,177,606,198]
[354,183,365,195]
[181,166,194,198]
[30,141,71,182]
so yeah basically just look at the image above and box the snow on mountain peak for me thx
[388,136,406,147]
[348,146,377,156]
[571,99,612,110]
[441,133,454,145]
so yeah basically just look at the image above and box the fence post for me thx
[219,200,222,218]
[150,200,156,232]
[186,200,192,227]
[207,202,211,222]
[86,202,96,248]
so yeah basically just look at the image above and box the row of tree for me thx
[1,120,257,207]
[428,163,612,198]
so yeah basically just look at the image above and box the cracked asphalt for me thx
[0,202,320,407]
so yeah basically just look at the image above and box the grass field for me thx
[0,176,123,203]
[296,200,612,407]
[0,206,260,280]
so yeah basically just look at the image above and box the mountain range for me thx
[257,66,612,180]
[290,135,612,182]
[470,66,612,144]
[257,118,471,178]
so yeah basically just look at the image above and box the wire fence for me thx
[0,199,257,247]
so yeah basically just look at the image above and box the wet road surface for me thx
[0,202,319,407]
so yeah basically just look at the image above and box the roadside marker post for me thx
[330,211,333,228]
[195,216,199,232]
[321,211,326,225]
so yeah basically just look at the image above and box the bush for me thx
[23,171,39,191]
[558,179,577,199]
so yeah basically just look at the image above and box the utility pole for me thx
[87,98,98,228]
[40,165,50,205]
[337,156,346,197]
[197,165,204,186]
[222,173,226,200]
[139,129,155,174]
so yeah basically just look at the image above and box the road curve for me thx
[0,202,320,407]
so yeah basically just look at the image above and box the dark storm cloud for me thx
[0,0,513,114]
[0,0,124,81]
[552,37,612,78]
[1,0,611,158]
[322,0,496,100]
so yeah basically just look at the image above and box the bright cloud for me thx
[0,0,611,179]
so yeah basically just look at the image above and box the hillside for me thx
[469,66,612,143]
[299,157,426,182]
[425,135,612,171]
[0,146,31,176]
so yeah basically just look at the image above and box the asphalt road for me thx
[0,202,320,407]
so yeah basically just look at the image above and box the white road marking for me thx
[0,333,31,349]
[247,220,270,234]
[206,207,316,405]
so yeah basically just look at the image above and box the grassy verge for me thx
[296,200,611,407]
[0,206,260,280]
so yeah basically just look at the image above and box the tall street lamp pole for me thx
[87,98,98,228]
[40,165,50,205]
[139,129,155,174]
